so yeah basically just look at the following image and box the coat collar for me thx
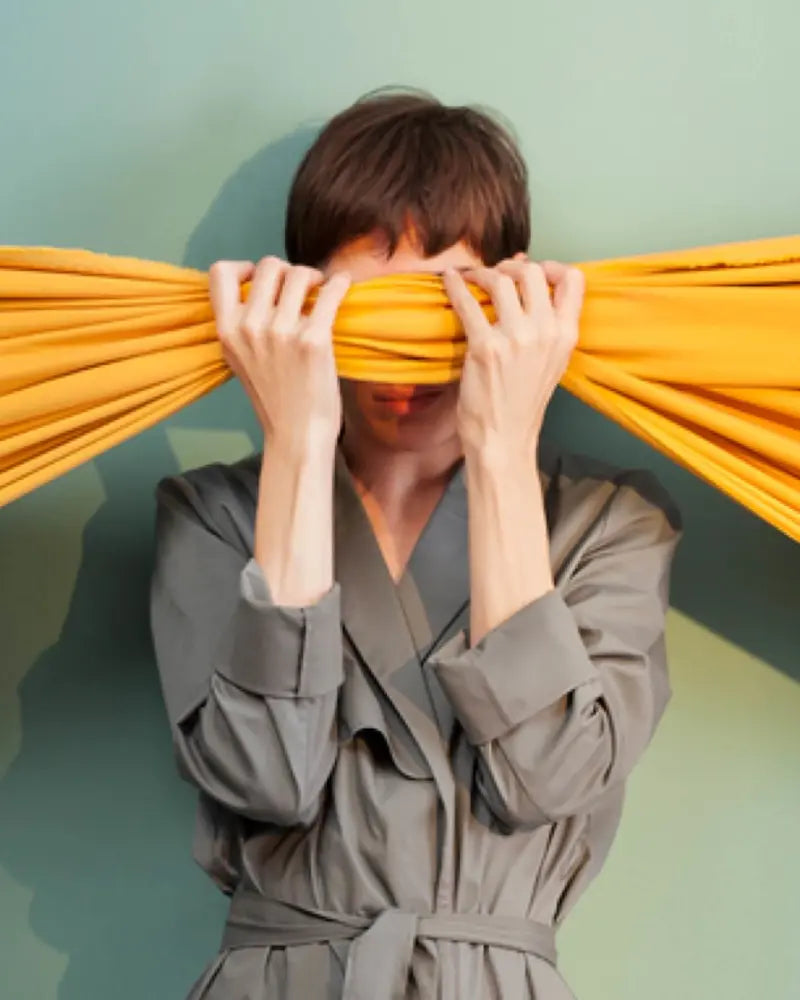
[332,444,470,765]
[330,441,566,780]
[332,442,470,661]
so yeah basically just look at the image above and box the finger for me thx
[495,259,551,319]
[272,266,324,334]
[540,260,567,283]
[305,271,352,336]
[241,256,288,334]
[542,261,585,322]
[209,260,255,336]
[442,268,493,347]
[458,265,523,330]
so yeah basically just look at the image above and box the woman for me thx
[150,90,681,999]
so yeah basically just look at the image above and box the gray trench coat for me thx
[150,441,681,1000]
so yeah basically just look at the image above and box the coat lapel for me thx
[333,444,473,653]
[392,458,471,740]
[333,445,442,773]
[395,459,470,662]
[332,441,562,774]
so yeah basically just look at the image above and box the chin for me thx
[368,413,459,451]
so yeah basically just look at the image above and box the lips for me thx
[372,388,445,417]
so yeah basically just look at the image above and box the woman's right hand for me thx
[209,257,351,454]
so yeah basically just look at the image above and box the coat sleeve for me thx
[429,481,680,831]
[150,467,343,827]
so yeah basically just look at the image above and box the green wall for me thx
[1,1,799,998]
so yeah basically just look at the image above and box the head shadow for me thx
[182,123,320,270]
[0,125,314,1000]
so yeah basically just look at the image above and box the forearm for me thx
[152,461,344,825]
[431,479,678,831]
[464,447,553,647]
[254,435,336,607]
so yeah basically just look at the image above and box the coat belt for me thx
[222,891,557,1000]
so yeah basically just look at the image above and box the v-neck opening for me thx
[335,441,467,595]
[331,442,474,754]
[397,456,467,591]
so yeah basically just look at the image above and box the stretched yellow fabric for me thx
[1,237,799,542]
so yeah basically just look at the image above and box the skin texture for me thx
[208,233,585,651]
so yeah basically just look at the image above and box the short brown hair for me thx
[285,88,530,268]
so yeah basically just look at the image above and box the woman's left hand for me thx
[443,254,585,461]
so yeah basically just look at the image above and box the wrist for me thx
[463,439,539,477]
[264,427,339,467]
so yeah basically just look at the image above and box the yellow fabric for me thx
[1,238,799,542]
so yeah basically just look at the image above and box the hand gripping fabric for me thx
[1,237,798,541]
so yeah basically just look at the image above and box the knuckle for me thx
[208,260,226,279]
[290,264,321,282]
[512,323,532,342]
[270,318,294,338]
[484,336,505,359]
[300,322,328,345]
[240,316,261,340]
[528,262,546,281]
[540,322,559,340]
[469,335,491,357]
[495,272,516,291]
[253,256,284,281]
[297,335,322,357]
[466,267,489,285]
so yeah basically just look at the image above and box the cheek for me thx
[338,379,360,405]
[441,382,461,408]
[339,380,375,420]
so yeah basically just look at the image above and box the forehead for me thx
[324,230,482,281]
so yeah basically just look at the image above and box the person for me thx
[150,89,682,1000]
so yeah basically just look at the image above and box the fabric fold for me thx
[1,237,799,541]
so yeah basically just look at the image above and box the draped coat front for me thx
[150,442,681,1000]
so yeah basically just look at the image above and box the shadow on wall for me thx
[543,392,800,682]
[0,129,296,999]
[183,125,320,269]
[1,125,798,1000]
[0,383,262,1000]
[0,430,224,1000]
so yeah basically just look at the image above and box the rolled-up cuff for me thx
[429,589,596,744]
[216,558,344,698]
